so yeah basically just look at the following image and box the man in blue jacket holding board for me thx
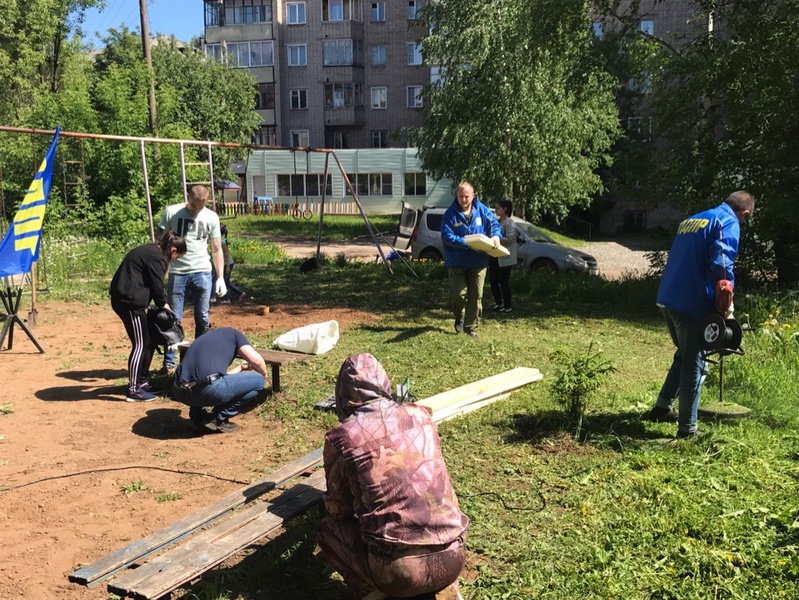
[441,181,502,341]
[647,190,754,439]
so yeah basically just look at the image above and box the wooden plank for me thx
[256,348,308,365]
[432,393,511,424]
[108,470,326,600]
[416,367,541,414]
[69,447,323,586]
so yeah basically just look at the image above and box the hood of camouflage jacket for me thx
[335,353,393,421]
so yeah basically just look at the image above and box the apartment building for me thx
[202,0,430,149]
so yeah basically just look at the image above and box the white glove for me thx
[724,301,734,320]
[214,278,227,298]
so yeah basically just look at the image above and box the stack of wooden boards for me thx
[69,367,542,599]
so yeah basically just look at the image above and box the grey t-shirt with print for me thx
[157,203,220,274]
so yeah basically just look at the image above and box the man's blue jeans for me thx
[186,372,266,421]
[164,271,212,368]
[655,306,707,435]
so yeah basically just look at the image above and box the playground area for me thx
[0,299,378,600]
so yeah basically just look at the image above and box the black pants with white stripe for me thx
[111,299,152,391]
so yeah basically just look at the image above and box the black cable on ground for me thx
[0,465,249,492]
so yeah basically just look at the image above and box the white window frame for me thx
[407,85,423,108]
[290,89,308,110]
[371,45,386,66]
[371,1,386,22]
[289,130,310,148]
[408,0,421,20]
[288,44,307,67]
[324,39,362,66]
[287,1,306,24]
[407,42,422,66]
[371,86,387,109]
[346,173,393,196]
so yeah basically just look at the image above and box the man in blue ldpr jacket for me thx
[441,181,501,341]
[647,191,755,439]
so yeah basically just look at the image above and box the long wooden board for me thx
[417,367,541,414]
[108,470,326,600]
[69,447,323,586]
[74,368,542,597]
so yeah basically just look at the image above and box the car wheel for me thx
[419,248,443,262]
[528,259,558,275]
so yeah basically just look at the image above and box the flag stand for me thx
[0,282,44,353]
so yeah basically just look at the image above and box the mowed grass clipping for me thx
[38,234,799,600]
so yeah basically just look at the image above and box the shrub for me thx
[549,342,616,437]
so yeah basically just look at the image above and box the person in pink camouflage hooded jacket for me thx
[317,353,469,599]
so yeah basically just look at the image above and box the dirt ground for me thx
[0,238,649,599]
[0,299,376,600]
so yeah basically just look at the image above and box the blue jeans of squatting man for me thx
[655,306,707,435]
[186,372,266,421]
[163,271,212,368]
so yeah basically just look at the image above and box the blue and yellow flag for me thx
[0,127,60,278]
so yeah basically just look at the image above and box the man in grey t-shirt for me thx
[157,185,225,372]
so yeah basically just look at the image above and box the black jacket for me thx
[109,243,168,309]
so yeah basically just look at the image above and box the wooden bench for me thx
[256,349,308,393]
[175,342,308,393]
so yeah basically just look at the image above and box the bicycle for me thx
[290,201,313,220]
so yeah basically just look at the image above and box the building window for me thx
[324,83,362,108]
[277,173,332,196]
[288,44,307,66]
[206,41,274,67]
[323,39,363,66]
[287,1,306,24]
[346,173,393,196]
[255,83,275,109]
[407,42,422,65]
[332,131,349,149]
[371,1,385,22]
[371,45,386,66]
[204,1,221,27]
[407,85,423,108]
[639,20,654,35]
[404,172,426,195]
[290,89,308,110]
[371,86,387,109]
[592,21,603,39]
[252,125,276,146]
[408,0,421,20]
[222,0,272,25]
[371,130,388,148]
[626,116,653,141]
[624,210,646,231]
[323,0,360,21]
[289,130,309,147]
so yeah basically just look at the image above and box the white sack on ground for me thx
[273,320,340,354]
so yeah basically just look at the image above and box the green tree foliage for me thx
[600,0,799,285]
[410,0,620,220]
[1,22,261,241]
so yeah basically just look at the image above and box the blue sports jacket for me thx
[441,197,501,268]
[656,203,740,321]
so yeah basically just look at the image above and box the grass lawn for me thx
[41,235,799,599]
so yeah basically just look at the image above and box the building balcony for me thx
[324,106,365,127]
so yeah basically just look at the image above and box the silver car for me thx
[397,205,599,276]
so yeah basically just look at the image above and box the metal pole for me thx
[140,140,155,241]
[316,153,330,262]
[207,142,216,210]
[179,142,188,202]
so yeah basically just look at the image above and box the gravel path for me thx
[264,235,655,281]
